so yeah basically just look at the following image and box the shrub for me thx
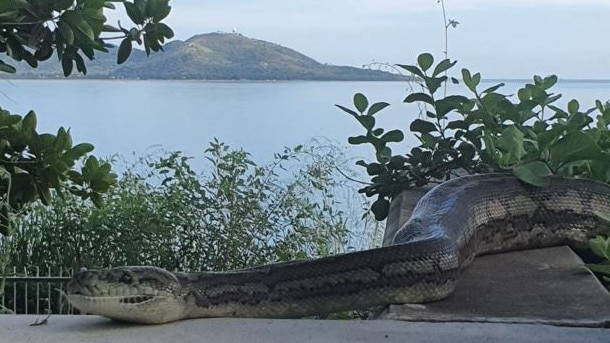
[338,53,610,220]
[5,140,359,274]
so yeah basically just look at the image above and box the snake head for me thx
[66,266,185,324]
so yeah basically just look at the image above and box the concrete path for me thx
[1,315,609,343]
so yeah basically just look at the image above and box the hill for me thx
[8,32,405,81]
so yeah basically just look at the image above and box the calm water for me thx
[1,79,610,168]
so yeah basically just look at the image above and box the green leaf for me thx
[353,93,368,113]
[23,110,37,131]
[148,0,172,22]
[404,92,434,105]
[541,75,558,90]
[372,128,384,136]
[376,146,392,162]
[435,97,466,119]
[380,130,404,143]
[432,58,457,77]
[544,94,562,107]
[396,64,424,79]
[366,163,385,176]
[549,131,600,166]
[356,116,375,131]
[61,55,73,76]
[482,83,505,94]
[6,36,23,61]
[58,14,77,45]
[0,204,9,236]
[0,166,10,182]
[153,22,174,39]
[446,120,469,130]
[0,60,16,73]
[124,1,145,25]
[593,210,610,225]
[73,51,87,74]
[89,192,103,207]
[417,53,434,72]
[347,135,369,145]
[367,102,390,116]
[55,127,72,151]
[513,161,553,187]
[567,99,579,115]
[424,77,445,95]
[75,19,95,41]
[589,236,610,260]
[37,186,51,206]
[410,119,437,134]
[335,104,358,118]
[565,112,593,132]
[56,0,74,11]
[371,197,390,221]
[64,143,95,160]
[355,160,367,168]
[497,126,526,162]
[462,68,480,92]
[117,37,133,64]
[586,263,610,276]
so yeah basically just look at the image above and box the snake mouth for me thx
[66,292,158,305]
[119,295,155,304]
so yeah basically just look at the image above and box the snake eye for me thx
[120,273,133,284]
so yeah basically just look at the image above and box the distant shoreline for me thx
[485,79,610,84]
[0,77,409,82]
[3,76,610,83]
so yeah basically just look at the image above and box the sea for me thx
[1,79,609,170]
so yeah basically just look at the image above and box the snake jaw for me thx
[66,266,186,324]
[118,295,154,304]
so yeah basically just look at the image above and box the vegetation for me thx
[8,32,406,81]
[0,0,173,234]
[2,141,367,313]
[588,235,610,284]
[0,0,173,76]
[338,53,610,220]
[0,0,174,309]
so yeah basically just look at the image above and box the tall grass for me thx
[3,140,377,275]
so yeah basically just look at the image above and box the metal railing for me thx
[1,266,76,315]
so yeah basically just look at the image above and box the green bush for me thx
[338,53,610,220]
[4,140,360,273]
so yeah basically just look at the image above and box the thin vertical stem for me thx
[23,267,27,314]
[35,266,39,314]
[440,0,449,60]
[440,0,449,97]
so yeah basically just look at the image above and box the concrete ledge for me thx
[1,315,609,343]
[380,246,610,327]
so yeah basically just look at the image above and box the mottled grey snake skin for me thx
[66,174,610,324]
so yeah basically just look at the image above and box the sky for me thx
[106,0,610,80]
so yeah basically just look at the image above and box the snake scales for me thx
[66,174,610,324]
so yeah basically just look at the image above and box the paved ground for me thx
[2,315,609,343]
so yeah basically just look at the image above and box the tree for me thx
[0,0,174,236]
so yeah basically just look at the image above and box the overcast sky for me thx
[108,0,610,79]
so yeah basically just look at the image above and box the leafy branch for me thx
[337,53,610,220]
[0,0,174,76]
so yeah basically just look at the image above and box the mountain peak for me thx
[10,32,404,81]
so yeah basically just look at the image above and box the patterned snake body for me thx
[66,174,610,324]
